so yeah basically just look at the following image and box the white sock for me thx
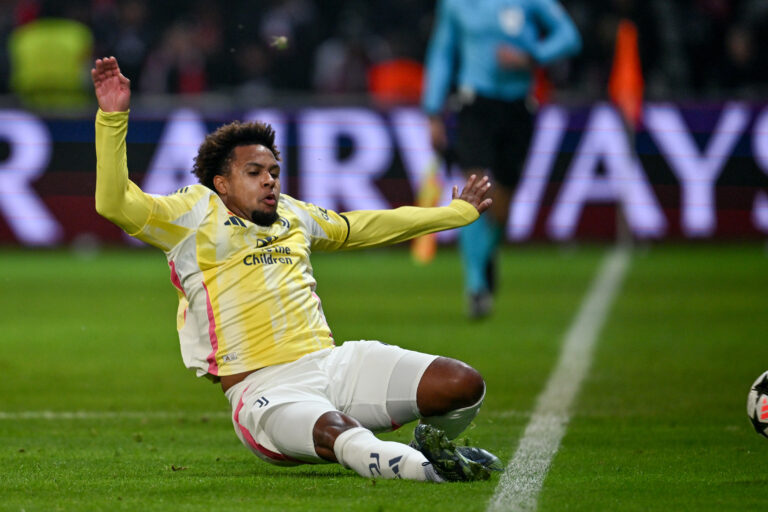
[333,427,443,482]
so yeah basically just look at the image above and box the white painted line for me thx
[0,411,229,420]
[488,247,630,512]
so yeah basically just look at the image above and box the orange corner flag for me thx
[608,19,644,127]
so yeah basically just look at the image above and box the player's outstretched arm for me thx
[339,174,492,250]
[93,56,154,235]
[91,57,131,112]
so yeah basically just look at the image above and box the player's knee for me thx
[447,360,485,408]
[312,411,362,462]
[418,357,485,416]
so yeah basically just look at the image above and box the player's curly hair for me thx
[192,121,281,191]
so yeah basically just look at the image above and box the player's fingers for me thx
[452,185,459,199]
[472,178,489,202]
[467,176,486,199]
[477,197,493,213]
[100,57,114,75]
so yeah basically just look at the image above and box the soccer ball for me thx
[747,371,768,438]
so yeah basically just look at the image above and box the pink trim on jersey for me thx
[168,260,186,296]
[312,292,334,342]
[201,281,219,375]
[233,386,305,464]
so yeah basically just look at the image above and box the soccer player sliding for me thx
[92,56,502,482]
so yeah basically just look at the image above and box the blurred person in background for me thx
[683,0,734,96]
[721,24,755,93]
[7,1,93,107]
[138,20,208,94]
[97,0,155,89]
[313,7,382,95]
[364,1,433,104]
[719,0,768,97]
[259,0,323,92]
[366,29,426,105]
[139,2,227,95]
[421,0,581,319]
[232,41,273,99]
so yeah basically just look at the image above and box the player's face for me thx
[217,144,281,226]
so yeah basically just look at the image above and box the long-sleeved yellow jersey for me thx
[95,109,479,380]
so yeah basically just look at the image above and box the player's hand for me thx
[91,57,131,112]
[453,174,492,214]
[496,44,533,70]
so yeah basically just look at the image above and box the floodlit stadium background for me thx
[0,0,767,247]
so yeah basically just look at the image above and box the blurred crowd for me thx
[0,0,766,107]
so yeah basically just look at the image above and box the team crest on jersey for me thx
[499,6,524,36]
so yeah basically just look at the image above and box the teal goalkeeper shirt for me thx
[422,0,581,114]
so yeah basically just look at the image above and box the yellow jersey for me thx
[95,109,479,380]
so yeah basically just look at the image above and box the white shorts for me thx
[224,340,437,466]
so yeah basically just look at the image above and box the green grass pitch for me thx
[1,244,767,511]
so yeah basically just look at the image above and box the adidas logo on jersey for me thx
[224,216,246,227]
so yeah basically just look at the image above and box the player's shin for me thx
[333,427,443,482]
